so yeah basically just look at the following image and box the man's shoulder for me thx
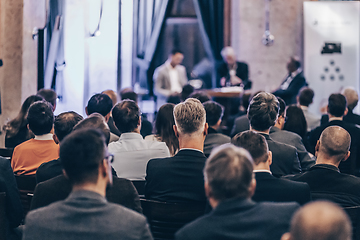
[256,201,300,213]
[268,137,297,153]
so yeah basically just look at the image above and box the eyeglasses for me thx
[105,154,114,163]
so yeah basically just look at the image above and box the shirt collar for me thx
[166,60,176,70]
[290,68,302,78]
[34,133,54,140]
[179,148,203,153]
[253,169,272,174]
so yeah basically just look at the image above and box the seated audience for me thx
[175,144,299,240]
[109,100,170,180]
[232,131,311,205]
[188,91,211,103]
[3,95,43,148]
[308,93,360,175]
[102,89,120,136]
[11,101,59,175]
[36,111,83,183]
[281,201,352,240]
[145,103,179,156]
[289,126,360,207]
[0,156,23,240]
[342,87,360,125]
[283,105,308,141]
[37,88,57,112]
[23,129,152,240]
[30,113,142,213]
[270,98,314,170]
[247,92,301,177]
[145,98,208,203]
[297,87,320,131]
[120,89,153,138]
[203,101,230,157]
[181,84,194,101]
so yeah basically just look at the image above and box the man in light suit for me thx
[145,98,208,203]
[23,128,153,240]
[175,144,299,240]
[273,56,307,105]
[247,92,301,177]
[232,131,311,205]
[154,49,188,108]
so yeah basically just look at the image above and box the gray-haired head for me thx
[342,87,359,111]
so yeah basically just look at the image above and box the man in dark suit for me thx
[203,101,230,157]
[273,56,307,105]
[23,129,152,240]
[175,144,299,240]
[145,98,208,203]
[232,131,311,205]
[247,92,301,177]
[282,201,352,240]
[290,126,360,208]
[342,87,360,126]
[308,93,360,175]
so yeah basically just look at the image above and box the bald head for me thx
[318,126,351,162]
[282,201,351,240]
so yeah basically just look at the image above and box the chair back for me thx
[0,148,13,160]
[141,199,206,240]
[15,175,37,218]
[343,206,360,240]
[132,180,145,196]
[0,192,6,240]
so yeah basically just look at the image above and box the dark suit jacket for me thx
[175,197,299,240]
[344,109,360,126]
[24,190,152,240]
[253,171,311,205]
[217,61,252,89]
[308,120,360,175]
[203,128,231,157]
[273,72,307,105]
[0,157,23,239]
[270,127,315,171]
[30,174,142,213]
[260,133,301,177]
[145,149,207,203]
[288,164,360,207]
[230,114,250,137]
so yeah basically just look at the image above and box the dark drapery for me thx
[193,0,224,88]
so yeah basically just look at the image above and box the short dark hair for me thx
[73,113,111,145]
[203,101,224,126]
[120,90,138,103]
[27,101,54,135]
[205,144,254,201]
[54,111,83,142]
[37,89,57,109]
[291,56,301,69]
[298,87,314,107]
[86,93,113,117]
[112,100,140,133]
[171,49,183,55]
[247,92,279,131]
[232,131,268,165]
[328,93,347,117]
[189,91,211,103]
[60,128,106,185]
[277,97,286,117]
[181,84,195,101]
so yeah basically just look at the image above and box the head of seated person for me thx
[203,101,224,131]
[53,111,83,144]
[37,88,57,112]
[112,100,141,134]
[27,101,54,136]
[188,91,211,104]
[327,93,347,118]
[85,93,113,122]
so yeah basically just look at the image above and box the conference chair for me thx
[15,175,36,218]
[343,206,360,240]
[0,192,6,240]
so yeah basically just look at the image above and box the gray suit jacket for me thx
[154,62,188,98]
[24,190,153,240]
[230,115,250,137]
[270,127,315,171]
[204,128,231,157]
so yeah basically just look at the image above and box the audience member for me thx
[281,201,352,240]
[273,56,307,105]
[37,88,57,111]
[270,98,314,170]
[102,89,118,106]
[247,92,301,177]
[120,89,153,138]
[188,91,211,103]
[3,95,43,148]
[145,103,179,156]
[342,87,360,125]
[11,101,59,175]
[23,128,152,240]
[290,126,360,207]
[180,84,194,101]
[102,89,120,136]
[203,101,230,157]
[0,156,23,240]
[308,93,360,175]
[297,87,320,131]
[232,131,311,205]
[85,93,119,143]
[30,113,142,213]
[109,100,170,180]
[284,105,308,140]
[175,144,299,240]
[145,98,208,203]
[36,111,83,183]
